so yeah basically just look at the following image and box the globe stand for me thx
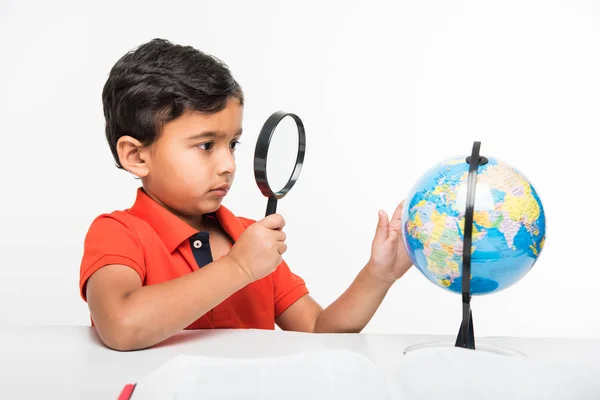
[403,141,525,358]
[403,342,526,357]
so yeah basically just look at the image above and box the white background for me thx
[0,0,598,338]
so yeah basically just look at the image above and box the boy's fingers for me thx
[278,242,288,255]
[273,230,287,242]
[259,214,286,230]
[373,210,389,243]
[390,200,405,223]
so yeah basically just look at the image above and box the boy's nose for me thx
[216,150,236,175]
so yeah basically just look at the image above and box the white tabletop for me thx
[0,325,599,399]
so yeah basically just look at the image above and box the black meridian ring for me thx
[455,141,488,350]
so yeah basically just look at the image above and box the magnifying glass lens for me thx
[266,117,300,193]
[253,111,306,217]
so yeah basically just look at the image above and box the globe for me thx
[401,155,546,296]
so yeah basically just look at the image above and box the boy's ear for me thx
[117,136,150,178]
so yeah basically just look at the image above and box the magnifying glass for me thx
[253,111,306,217]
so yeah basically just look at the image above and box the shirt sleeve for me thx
[272,260,309,318]
[79,214,146,301]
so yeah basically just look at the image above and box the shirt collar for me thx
[128,188,246,253]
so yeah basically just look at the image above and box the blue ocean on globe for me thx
[401,156,546,295]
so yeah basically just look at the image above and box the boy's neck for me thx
[141,187,210,232]
[182,215,207,232]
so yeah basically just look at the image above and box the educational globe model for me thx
[401,155,546,295]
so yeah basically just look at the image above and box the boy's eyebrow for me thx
[186,128,243,141]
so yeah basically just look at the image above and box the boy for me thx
[80,38,412,351]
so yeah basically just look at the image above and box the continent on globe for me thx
[401,156,546,295]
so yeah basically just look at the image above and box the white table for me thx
[0,325,599,399]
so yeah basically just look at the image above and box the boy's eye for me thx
[230,140,241,150]
[198,142,214,151]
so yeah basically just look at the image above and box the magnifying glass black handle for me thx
[266,196,278,217]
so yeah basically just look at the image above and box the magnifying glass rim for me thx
[253,110,306,200]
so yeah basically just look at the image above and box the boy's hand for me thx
[367,201,413,284]
[227,214,287,282]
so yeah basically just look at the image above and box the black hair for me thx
[102,38,244,169]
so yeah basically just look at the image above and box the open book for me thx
[119,346,600,400]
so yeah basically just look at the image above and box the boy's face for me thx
[140,97,243,221]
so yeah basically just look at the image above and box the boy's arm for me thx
[86,257,250,351]
[277,202,411,333]
[276,263,392,333]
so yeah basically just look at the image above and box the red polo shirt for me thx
[79,188,308,329]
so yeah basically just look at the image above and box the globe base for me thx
[403,341,526,357]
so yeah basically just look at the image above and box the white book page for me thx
[130,344,600,399]
[131,349,394,400]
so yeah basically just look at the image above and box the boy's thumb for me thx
[373,210,389,243]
